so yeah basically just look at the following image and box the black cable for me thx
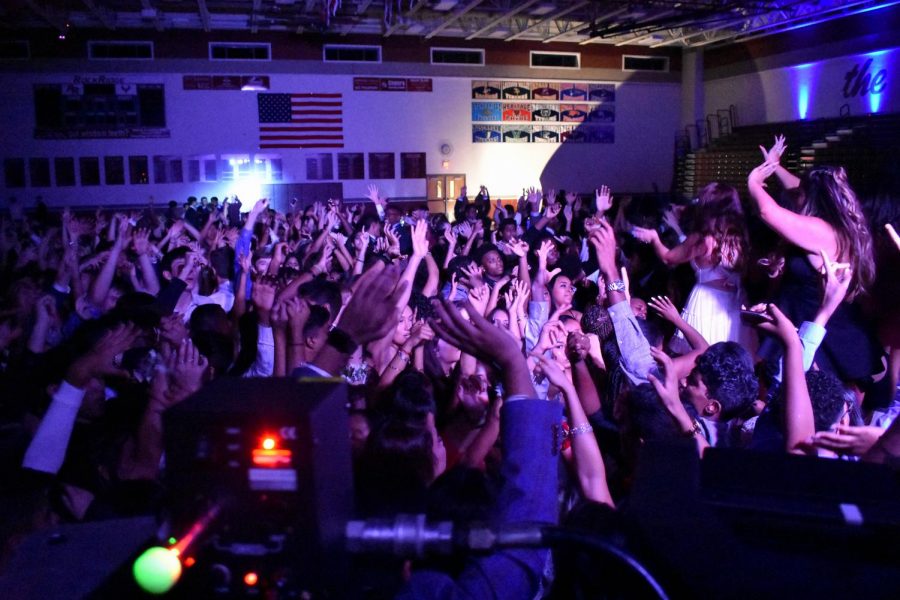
[540,527,669,600]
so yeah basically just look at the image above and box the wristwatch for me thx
[605,280,626,293]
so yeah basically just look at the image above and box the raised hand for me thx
[339,262,408,345]
[114,217,131,249]
[468,282,490,316]
[588,219,618,277]
[270,297,290,332]
[430,298,525,375]
[595,185,613,214]
[353,232,368,256]
[747,158,779,189]
[566,331,590,363]
[886,223,900,254]
[447,272,459,300]
[811,425,883,456]
[508,239,529,258]
[67,323,141,387]
[818,249,852,320]
[647,346,680,408]
[527,187,542,208]
[404,320,435,351]
[631,226,658,244]
[443,226,458,247]
[383,227,401,257]
[132,228,151,255]
[546,203,562,220]
[411,219,428,258]
[759,134,787,163]
[249,198,269,218]
[284,296,310,341]
[535,354,572,392]
[456,221,474,240]
[170,338,208,397]
[366,184,386,207]
[648,295,681,323]
[751,302,797,344]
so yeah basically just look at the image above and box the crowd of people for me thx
[1,136,899,596]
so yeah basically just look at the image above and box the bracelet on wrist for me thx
[683,419,704,439]
[567,423,594,437]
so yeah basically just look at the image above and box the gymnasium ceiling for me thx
[2,0,898,49]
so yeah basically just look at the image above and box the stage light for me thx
[262,436,276,450]
[243,572,259,586]
[792,62,815,120]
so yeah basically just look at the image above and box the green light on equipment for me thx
[168,537,177,545]
[133,546,182,595]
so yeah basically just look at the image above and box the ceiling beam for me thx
[81,0,115,30]
[384,0,427,36]
[140,0,164,32]
[692,0,889,48]
[649,1,797,47]
[543,6,628,43]
[425,0,486,40]
[250,0,261,33]
[540,20,588,43]
[649,12,759,47]
[22,0,68,32]
[197,0,210,32]
[356,0,373,14]
[505,0,589,42]
[580,9,675,45]
[464,0,541,40]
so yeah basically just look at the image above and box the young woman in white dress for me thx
[632,182,752,352]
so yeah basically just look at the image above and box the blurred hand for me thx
[339,262,408,345]
[810,425,883,456]
[67,323,140,387]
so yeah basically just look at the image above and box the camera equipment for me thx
[157,376,352,597]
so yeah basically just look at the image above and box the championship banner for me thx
[470,79,615,144]
[502,125,532,143]
[502,81,531,100]
[472,102,502,122]
[472,125,501,143]
[472,81,502,99]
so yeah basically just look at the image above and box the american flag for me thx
[257,92,344,149]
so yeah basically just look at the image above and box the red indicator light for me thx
[244,572,259,586]
[262,437,276,450]
[251,448,292,467]
[184,557,196,567]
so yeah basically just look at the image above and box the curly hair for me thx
[581,304,614,342]
[694,342,758,420]
[689,182,748,270]
[801,166,875,300]
[805,370,848,433]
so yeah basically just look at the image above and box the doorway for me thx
[425,173,466,219]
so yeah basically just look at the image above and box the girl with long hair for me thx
[748,136,881,384]
[632,182,751,351]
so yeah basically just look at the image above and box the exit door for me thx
[426,174,466,219]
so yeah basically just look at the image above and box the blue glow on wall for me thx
[862,49,892,113]
[792,63,815,120]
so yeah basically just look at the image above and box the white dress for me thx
[670,260,753,353]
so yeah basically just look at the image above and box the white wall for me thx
[0,69,681,207]
[705,47,900,125]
